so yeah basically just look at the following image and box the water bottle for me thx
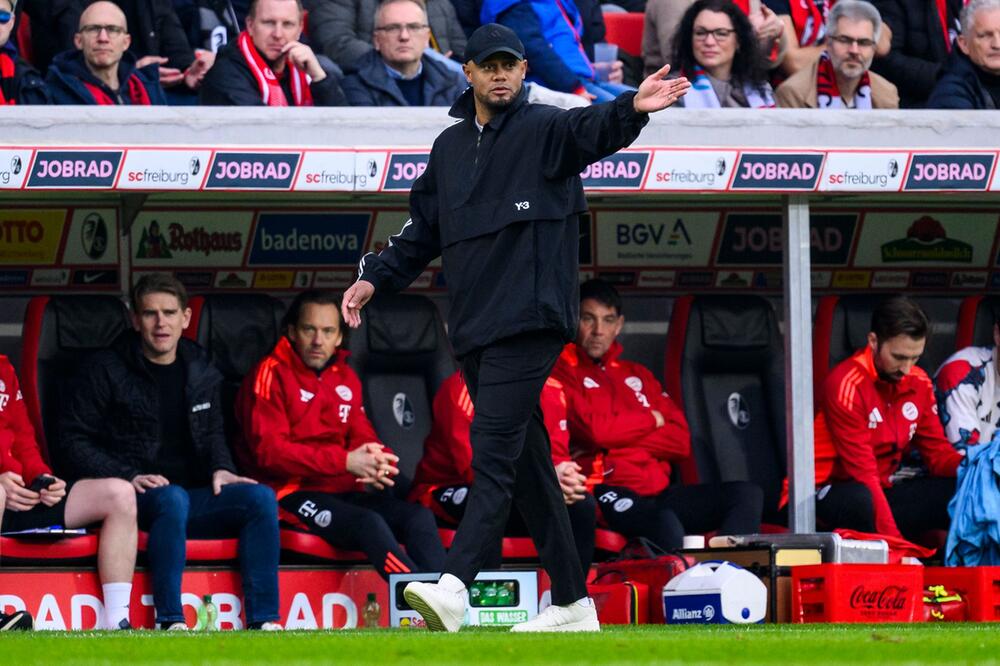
[362,593,381,628]
[195,594,217,631]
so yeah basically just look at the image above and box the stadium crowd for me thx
[1,0,998,108]
[2,271,998,631]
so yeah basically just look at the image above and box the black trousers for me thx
[281,490,447,581]
[432,484,598,572]
[815,477,956,540]
[594,482,764,551]
[445,330,588,606]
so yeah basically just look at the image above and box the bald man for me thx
[46,1,167,104]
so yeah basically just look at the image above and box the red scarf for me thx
[0,52,16,105]
[237,30,313,107]
[789,0,832,46]
[815,50,872,109]
[936,0,952,53]
[81,73,153,105]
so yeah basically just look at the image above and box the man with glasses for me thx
[200,0,346,105]
[46,1,167,104]
[927,0,1000,108]
[341,0,466,106]
[776,0,898,107]
[0,0,48,103]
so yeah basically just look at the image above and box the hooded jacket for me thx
[357,86,648,356]
[46,48,166,105]
[0,43,50,104]
[341,50,468,106]
[553,341,690,496]
[57,332,235,484]
[926,48,999,109]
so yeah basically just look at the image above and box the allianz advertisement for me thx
[249,212,371,266]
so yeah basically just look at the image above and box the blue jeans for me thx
[583,80,636,103]
[136,483,280,625]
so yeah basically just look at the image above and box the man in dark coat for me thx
[342,23,690,633]
[927,0,1000,108]
[342,0,467,106]
[59,274,282,631]
[0,0,49,103]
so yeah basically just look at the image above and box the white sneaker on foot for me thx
[257,622,283,631]
[403,574,467,632]
[510,597,600,633]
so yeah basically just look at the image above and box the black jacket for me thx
[871,0,962,108]
[341,51,468,107]
[46,49,167,105]
[200,37,347,106]
[927,48,999,109]
[76,0,196,70]
[0,46,49,104]
[57,332,236,484]
[358,87,648,356]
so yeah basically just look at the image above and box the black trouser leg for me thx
[595,484,684,550]
[885,476,956,541]
[814,482,876,532]
[445,331,587,606]
[566,493,597,573]
[659,481,764,537]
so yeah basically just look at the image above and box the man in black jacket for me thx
[927,0,1000,108]
[59,273,282,631]
[0,0,49,103]
[342,23,689,633]
[200,0,346,105]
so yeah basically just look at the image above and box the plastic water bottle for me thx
[195,594,218,631]
[362,593,381,628]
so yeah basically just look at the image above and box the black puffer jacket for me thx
[56,332,236,484]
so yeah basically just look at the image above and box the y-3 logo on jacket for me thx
[514,201,530,211]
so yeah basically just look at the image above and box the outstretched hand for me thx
[632,64,691,114]
[342,280,375,329]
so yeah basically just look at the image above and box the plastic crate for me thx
[924,567,1000,621]
[791,564,923,623]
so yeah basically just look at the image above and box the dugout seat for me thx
[348,294,456,495]
[664,295,787,524]
[602,12,645,56]
[955,295,1000,349]
[813,295,962,399]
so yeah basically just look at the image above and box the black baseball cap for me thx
[464,23,525,65]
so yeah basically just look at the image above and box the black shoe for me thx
[116,619,133,630]
[0,610,33,631]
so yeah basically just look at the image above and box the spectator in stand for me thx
[46,1,168,104]
[16,0,79,74]
[552,280,763,551]
[410,370,597,572]
[59,273,282,631]
[235,290,447,581]
[0,356,136,630]
[643,0,787,77]
[200,0,347,105]
[776,0,898,108]
[305,0,466,71]
[342,0,467,106]
[927,0,1000,108]
[870,0,960,106]
[809,296,962,540]
[935,310,1000,450]
[0,0,49,103]
[671,0,776,107]
[480,0,634,102]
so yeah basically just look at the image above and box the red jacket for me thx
[409,370,570,506]
[812,346,962,537]
[0,356,50,484]
[235,337,384,498]
[552,342,690,496]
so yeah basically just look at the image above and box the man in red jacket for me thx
[0,355,137,630]
[553,279,763,550]
[236,290,446,579]
[812,296,962,539]
[410,370,597,571]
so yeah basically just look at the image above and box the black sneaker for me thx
[116,619,134,630]
[0,610,33,631]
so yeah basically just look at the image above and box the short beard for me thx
[473,84,520,116]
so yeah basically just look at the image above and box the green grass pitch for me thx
[3,625,1000,665]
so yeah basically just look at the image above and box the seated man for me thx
[0,0,48,103]
[410,369,597,571]
[553,280,763,551]
[342,0,468,106]
[935,309,1000,450]
[200,0,346,105]
[46,1,167,104]
[927,0,1000,109]
[236,290,446,580]
[1,355,136,630]
[59,273,281,631]
[812,296,962,539]
[776,0,898,108]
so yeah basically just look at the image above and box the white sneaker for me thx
[257,622,283,631]
[510,598,600,633]
[403,574,467,632]
[162,622,189,631]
